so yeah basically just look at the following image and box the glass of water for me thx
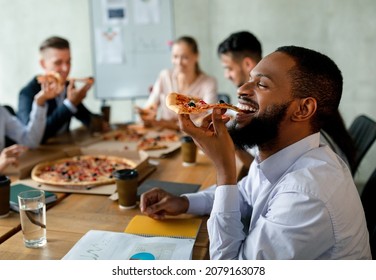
[18,190,47,248]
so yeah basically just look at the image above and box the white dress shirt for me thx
[0,102,47,150]
[185,133,371,259]
[57,88,77,135]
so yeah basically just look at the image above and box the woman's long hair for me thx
[174,36,201,75]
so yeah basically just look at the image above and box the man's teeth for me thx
[237,103,257,112]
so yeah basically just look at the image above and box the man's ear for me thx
[291,97,317,122]
[39,58,46,70]
[243,57,257,72]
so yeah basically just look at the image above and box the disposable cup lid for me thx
[0,175,10,186]
[181,136,194,143]
[113,169,138,180]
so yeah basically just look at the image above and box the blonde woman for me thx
[137,36,217,130]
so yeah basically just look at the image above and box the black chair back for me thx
[4,105,17,147]
[361,167,376,259]
[348,115,376,174]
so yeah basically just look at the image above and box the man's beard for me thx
[228,101,291,150]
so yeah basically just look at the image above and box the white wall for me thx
[1,0,375,183]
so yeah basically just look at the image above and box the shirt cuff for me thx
[31,100,48,118]
[185,192,209,215]
[212,185,239,213]
[63,99,78,114]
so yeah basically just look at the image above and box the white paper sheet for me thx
[62,230,195,260]
[133,0,160,25]
[95,26,124,64]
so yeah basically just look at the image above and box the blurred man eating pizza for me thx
[18,36,103,143]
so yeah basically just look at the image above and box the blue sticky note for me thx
[129,252,155,260]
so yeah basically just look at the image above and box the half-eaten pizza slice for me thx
[166,92,245,114]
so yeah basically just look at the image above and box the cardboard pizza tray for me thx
[10,149,156,195]
[2,127,103,179]
[86,140,181,158]
[91,127,182,158]
[12,164,156,195]
[3,147,67,179]
[3,144,149,180]
[42,126,103,148]
[2,126,177,179]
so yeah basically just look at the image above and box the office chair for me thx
[348,115,376,175]
[3,105,17,147]
[360,167,376,259]
[4,105,16,116]
[217,93,231,104]
[370,225,376,259]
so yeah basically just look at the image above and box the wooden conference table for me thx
[0,125,239,260]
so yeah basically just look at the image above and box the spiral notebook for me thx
[62,230,195,260]
[124,215,202,239]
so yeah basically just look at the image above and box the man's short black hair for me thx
[276,46,343,131]
[39,36,70,52]
[218,31,262,63]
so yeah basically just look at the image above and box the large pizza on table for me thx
[31,155,136,187]
[166,92,245,114]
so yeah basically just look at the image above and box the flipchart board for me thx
[89,0,174,101]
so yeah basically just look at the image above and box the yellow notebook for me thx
[124,215,202,239]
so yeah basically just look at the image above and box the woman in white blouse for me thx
[137,36,218,130]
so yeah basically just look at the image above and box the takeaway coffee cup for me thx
[0,175,11,218]
[113,169,139,209]
[181,136,197,166]
[89,114,103,134]
[101,105,111,123]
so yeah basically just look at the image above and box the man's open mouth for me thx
[236,103,258,114]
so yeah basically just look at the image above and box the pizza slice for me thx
[102,129,145,142]
[137,137,168,151]
[166,92,245,114]
[37,71,63,85]
[69,76,95,85]
[157,133,180,142]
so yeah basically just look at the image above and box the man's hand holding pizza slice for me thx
[37,71,64,93]
[178,108,237,186]
[67,76,95,107]
[166,92,239,185]
[35,71,64,105]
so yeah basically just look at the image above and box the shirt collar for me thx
[254,132,321,184]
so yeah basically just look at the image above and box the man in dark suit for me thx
[17,36,94,143]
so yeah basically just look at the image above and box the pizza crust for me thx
[166,92,209,114]
[31,155,136,187]
[166,92,186,114]
[69,76,95,85]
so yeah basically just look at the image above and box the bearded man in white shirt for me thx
[140,46,371,260]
